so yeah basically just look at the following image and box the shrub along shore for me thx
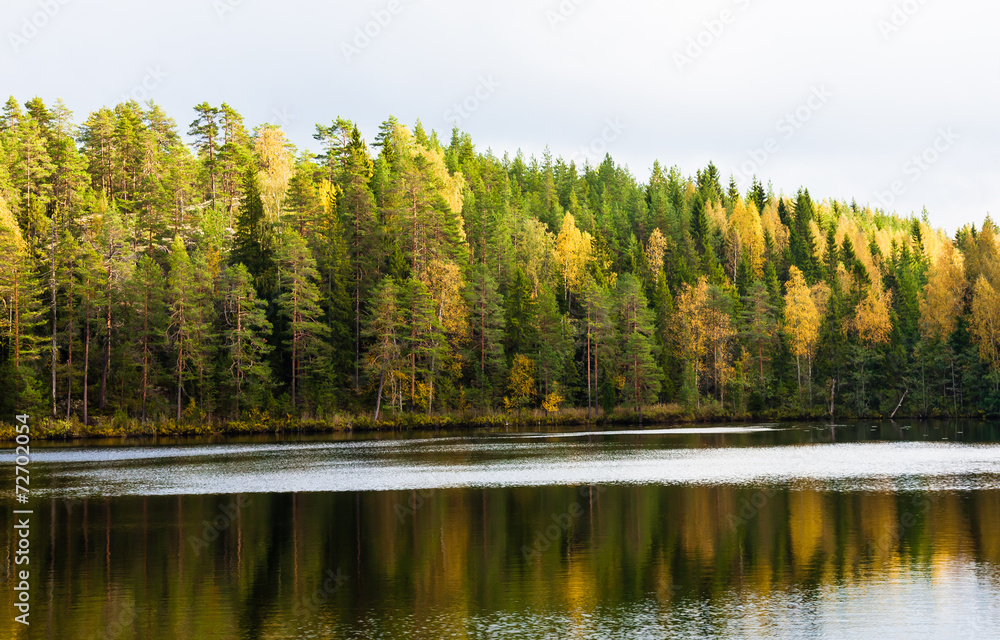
[0,404,986,442]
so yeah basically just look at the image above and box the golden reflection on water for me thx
[1,482,998,638]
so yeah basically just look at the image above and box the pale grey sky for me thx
[4,0,998,232]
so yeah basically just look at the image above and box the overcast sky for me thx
[4,0,998,232]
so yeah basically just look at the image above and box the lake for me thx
[3,420,1000,639]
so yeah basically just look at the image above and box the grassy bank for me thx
[0,404,746,441]
[1,403,975,443]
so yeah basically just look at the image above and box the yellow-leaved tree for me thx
[920,243,966,342]
[0,195,32,372]
[505,354,536,413]
[918,242,966,414]
[553,212,592,309]
[727,198,765,280]
[784,266,821,408]
[971,275,1000,378]
[253,124,295,221]
[674,277,709,407]
[853,287,893,413]
[644,228,668,283]
[420,258,469,378]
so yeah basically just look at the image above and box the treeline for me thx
[1,96,998,424]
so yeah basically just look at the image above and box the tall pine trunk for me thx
[100,303,110,409]
[83,290,90,425]
[51,221,57,418]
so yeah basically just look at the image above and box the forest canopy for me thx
[1,96,998,424]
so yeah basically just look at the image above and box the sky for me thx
[4,0,998,233]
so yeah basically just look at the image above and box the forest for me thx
[1,96,998,429]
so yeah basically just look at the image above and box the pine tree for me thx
[126,255,167,421]
[339,124,378,393]
[167,236,209,420]
[363,277,404,422]
[76,238,104,424]
[231,168,275,295]
[221,263,272,418]
[465,263,506,401]
[616,273,661,421]
[401,277,446,413]
[0,194,43,413]
[740,281,779,399]
[534,286,570,403]
[217,103,253,222]
[275,228,329,410]
[189,102,220,202]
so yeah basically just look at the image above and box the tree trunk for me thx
[374,369,386,423]
[51,220,57,418]
[65,274,74,421]
[829,378,836,418]
[176,339,183,422]
[890,389,908,420]
[141,280,149,423]
[796,353,802,410]
[99,303,110,409]
[83,296,90,425]
[587,311,592,421]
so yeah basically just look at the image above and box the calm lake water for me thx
[3,421,1000,639]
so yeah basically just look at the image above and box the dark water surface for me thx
[3,421,1000,638]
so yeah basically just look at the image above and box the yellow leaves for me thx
[542,389,563,413]
[920,242,966,341]
[854,288,893,347]
[418,143,465,215]
[705,200,728,235]
[0,194,24,252]
[517,216,556,296]
[414,381,433,412]
[394,123,466,215]
[971,275,1000,371]
[760,200,788,254]
[504,354,536,411]
[922,223,951,267]
[317,179,340,215]
[645,228,668,282]
[728,199,765,279]
[253,125,294,221]
[553,212,593,292]
[783,266,821,359]
[420,258,469,340]
[675,277,709,365]
[963,218,1000,288]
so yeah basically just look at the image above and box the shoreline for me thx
[2,405,993,443]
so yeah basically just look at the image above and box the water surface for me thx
[2,420,1000,639]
